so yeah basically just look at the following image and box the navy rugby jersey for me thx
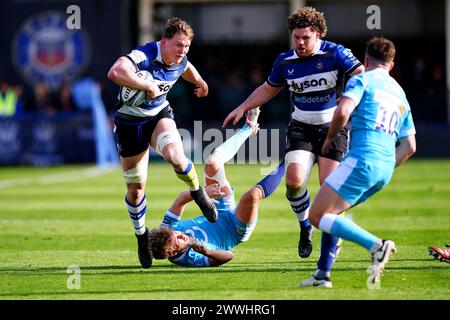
[268,40,361,125]
[117,41,188,117]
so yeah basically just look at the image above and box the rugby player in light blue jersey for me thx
[107,17,217,269]
[149,109,286,267]
[299,37,416,288]
[223,7,364,277]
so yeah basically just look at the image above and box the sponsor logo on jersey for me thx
[293,93,333,104]
[287,71,338,94]
[12,11,90,89]
[289,78,328,93]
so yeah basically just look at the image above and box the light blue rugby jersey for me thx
[342,68,416,165]
[268,40,361,125]
[162,194,240,267]
[117,41,188,117]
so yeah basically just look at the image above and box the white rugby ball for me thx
[120,70,152,107]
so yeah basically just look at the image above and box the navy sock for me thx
[300,219,311,229]
[317,232,340,273]
[255,160,285,198]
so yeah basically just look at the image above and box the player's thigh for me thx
[310,183,351,221]
[285,150,316,186]
[317,156,340,185]
[235,187,262,224]
[120,149,149,172]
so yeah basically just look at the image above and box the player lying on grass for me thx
[149,108,286,267]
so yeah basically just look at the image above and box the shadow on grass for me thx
[0,287,197,298]
[0,257,443,277]
[0,262,318,276]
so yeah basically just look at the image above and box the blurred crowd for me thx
[0,79,76,116]
[1,46,447,127]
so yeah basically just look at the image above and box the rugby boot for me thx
[297,274,332,288]
[368,240,397,285]
[245,107,261,133]
[136,227,152,268]
[298,225,314,258]
[191,186,219,223]
[428,244,450,263]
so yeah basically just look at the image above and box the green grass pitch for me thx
[0,159,449,300]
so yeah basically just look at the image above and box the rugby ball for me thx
[120,70,152,107]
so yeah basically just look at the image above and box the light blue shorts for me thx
[325,155,394,206]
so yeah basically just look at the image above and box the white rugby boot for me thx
[245,107,261,134]
[367,240,397,286]
[297,274,332,288]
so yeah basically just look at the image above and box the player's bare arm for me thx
[182,61,208,97]
[191,243,235,266]
[395,136,416,167]
[322,97,356,154]
[222,82,281,128]
[349,65,365,76]
[169,183,224,214]
[168,190,192,214]
[107,56,159,98]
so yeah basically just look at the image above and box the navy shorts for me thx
[286,119,349,162]
[113,106,174,157]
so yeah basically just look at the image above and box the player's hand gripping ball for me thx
[120,70,152,107]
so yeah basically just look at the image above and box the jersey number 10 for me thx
[374,103,399,136]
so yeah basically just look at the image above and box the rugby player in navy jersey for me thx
[107,17,217,268]
[149,109,288,267]
[223,7,364,277]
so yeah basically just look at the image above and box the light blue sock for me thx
[319,213,379,252]
[211,125,252,164]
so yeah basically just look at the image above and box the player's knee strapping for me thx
[155,131,183,157]
[123,162,148,184]
[126,195,147,235]
[285,150,316,225]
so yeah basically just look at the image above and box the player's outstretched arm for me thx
[395,135,416,167]
[169,184,223,215]
[169,190,192,215]
[222,82,281,128]
[191,243,234,266]
[182,61,208,97]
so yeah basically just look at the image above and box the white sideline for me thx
[0,166,118,189]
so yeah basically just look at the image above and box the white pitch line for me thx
[0,165,118,189]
